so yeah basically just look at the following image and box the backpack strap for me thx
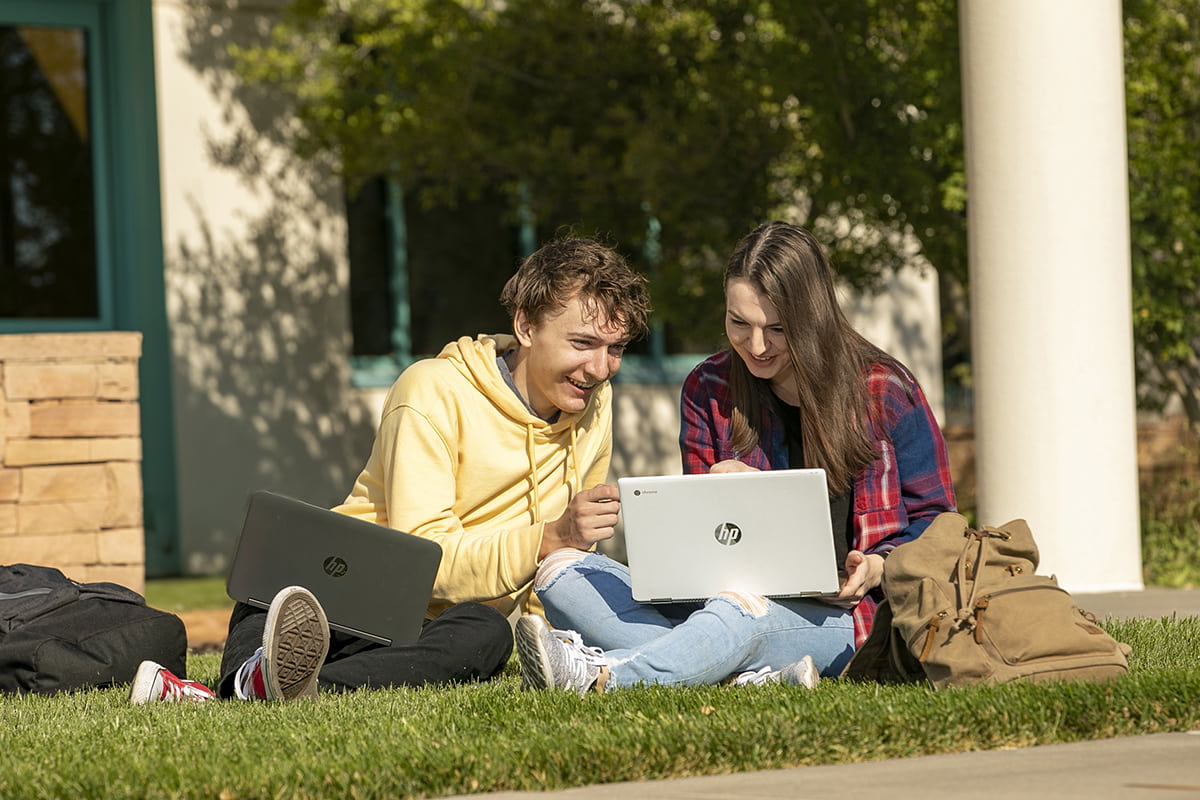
[953,527,1012,636]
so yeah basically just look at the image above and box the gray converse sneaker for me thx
[515,614,608,696]
[731,654,819,689]
[235,585,330,700]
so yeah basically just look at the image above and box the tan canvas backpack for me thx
[843,512,1132,689]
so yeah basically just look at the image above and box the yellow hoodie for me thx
[333,334,613,618]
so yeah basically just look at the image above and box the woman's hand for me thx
[709,460,759,474]
[822,550,884,609]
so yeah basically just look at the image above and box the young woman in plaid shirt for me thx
[516,221,956,694]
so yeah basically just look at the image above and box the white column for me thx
[959,0,1142,591]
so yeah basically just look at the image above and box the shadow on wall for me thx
[163,3,377,574]
[603,383,688,563]
[611,383,685,481]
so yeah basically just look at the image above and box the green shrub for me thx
[1141,472,1200,588]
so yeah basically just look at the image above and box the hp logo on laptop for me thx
[323,556,349,578]
[714,522,742,546]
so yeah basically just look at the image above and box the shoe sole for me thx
[262,586,330,700]
[515,615,555,691]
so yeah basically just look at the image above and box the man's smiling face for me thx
[510,290,629,420]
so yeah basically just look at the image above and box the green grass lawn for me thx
[143,576,233,613]
[0,616,1197,800]
[120,482,1200,799]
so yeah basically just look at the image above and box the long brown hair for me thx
[725,221,895,496]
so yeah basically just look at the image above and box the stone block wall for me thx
[0,333,146,593]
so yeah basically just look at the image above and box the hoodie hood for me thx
[437,334,607,518]
[437,334,591,435]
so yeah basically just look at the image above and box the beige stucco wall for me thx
[153,0,376,575]
[841,266,946,427]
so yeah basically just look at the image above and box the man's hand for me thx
[539,484,621,559]
[821,550,885,610]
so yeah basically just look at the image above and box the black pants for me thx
[216,601,513,697]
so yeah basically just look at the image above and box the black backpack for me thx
[0,563,188,694]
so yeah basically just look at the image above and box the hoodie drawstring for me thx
[525,423,542,523]
[525,421,584,525]
[568,424,581,491]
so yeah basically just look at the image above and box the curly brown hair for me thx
[500,237,651,341]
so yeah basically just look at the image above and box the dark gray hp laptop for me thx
[226,491,442,646]
[619,469,840,603]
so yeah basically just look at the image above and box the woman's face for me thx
[725,277,796,398]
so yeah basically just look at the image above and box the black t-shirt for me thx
[771,393,854,568]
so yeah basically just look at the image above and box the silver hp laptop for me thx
[618,469,840,603]
[226,491,442,646]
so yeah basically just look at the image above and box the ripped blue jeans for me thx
[535,550,856,688]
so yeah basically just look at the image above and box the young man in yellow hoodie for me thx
[129,236,651,703]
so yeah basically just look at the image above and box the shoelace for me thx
[160,672,214,701]
[233,647,265,700]
[553,628,607,687]
[731,666,779,686]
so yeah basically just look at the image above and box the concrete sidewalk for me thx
[444,732,1200,800]
[1071,586,1200,622]
[441,588,1200,800]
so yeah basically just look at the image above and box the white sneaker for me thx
[234,585,329,701]
[129,660,216,704]
[731,655,819,689]
[515,614,608,696]
[777,655,820,688]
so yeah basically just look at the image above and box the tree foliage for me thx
[232,0,1200,422]
[232,0,964,349]
[1124,0,1200,423]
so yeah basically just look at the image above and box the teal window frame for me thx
[0,0,115,331]
[0,0,179,575]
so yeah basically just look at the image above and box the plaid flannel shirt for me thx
[679,350,957,647]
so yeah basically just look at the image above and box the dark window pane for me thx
[347,179,515,359]
[346,177,394,356]
[405,191,513,356]
[0,25,98,319]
